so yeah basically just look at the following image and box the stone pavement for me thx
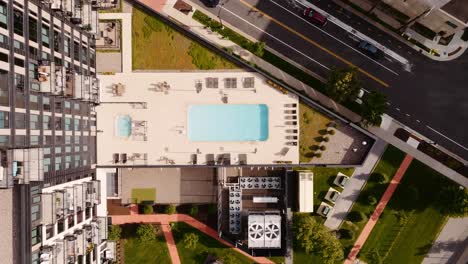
[111,213,274,264]
[161,223,181,264]
[324,138,387,230]
[345,154,414,263]
[422,217,468,264]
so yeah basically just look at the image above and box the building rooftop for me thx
[97,71,299,166]
[441,0,468,24]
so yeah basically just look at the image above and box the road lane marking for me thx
[269,0,400,76]
[238,0,390,87]
[426,126,468,152]
[220,7,330,70]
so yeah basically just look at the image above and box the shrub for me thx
[142,204,154,214]
[370,172,386,184]
[319,129,328,135]
[189,204,199,217]
[310,145,320,151]
[339,228,354,240]
[136,224,156,243]
[323,136,330,142]
[183,233,199,249]
[315,153,322,158]
[328,129,335,135]
[367,195,378,205]
[165,204,177,215]
[108,225,122,241]
[320,145,326,151]
[347,211,366,223]
[305,152,315,158]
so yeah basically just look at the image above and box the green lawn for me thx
[298,102,333,163]
[359,160,454,263]
[132,7,236,70]
[339,145,406,253]
[123,225,171,264]
[131,188,156,203]
[268,256,285,264]
[171,222,255,264]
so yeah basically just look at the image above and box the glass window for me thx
[55,147,61,154]
[65,118,72,131]
[65,146,71,153]
[54,157,61,171]
[43,97,50,111]
[83,145,88,151]
[74,146,80,152]
[30,135,39,146]
[64,101,71,108]
[65,136,71,144]
[74,103,80,110]
[30,114,39,129]
[29,17,37,42]
[0,2,7,29]
[43,148,51,155]
[0,111,9,128]
[41,24,49,48]
[44,158,51,172]
[43,115,50,130]
[0,135,8,146]
[32,196,41,203]
[32,252,40,264]
[65,155,71,169]
[74,136,80,144]
[15,113,26,129]
[13,9,23,36]
[31,227,41,245]
[74,119,80,130]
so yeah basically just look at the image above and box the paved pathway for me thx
[422,217,468,264]
[324,138,387,230]
[161,223,181,264]
[345,154,414,263]
[111,214,274,264]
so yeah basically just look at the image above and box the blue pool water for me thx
[188,104,269,142]
[116,115,132,137]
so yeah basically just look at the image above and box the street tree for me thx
[326,67,361,103]
[361,90,388,127]
[437,185,468,217]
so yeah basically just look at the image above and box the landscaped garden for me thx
[118,224,172,264]
[171,222,255,264]
[132,7,237,70]
[338,145,406,253]
[298,102,334,163]
[358,160,468,263]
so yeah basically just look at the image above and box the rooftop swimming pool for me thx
[188,104,268,142]
[116,115,132,138]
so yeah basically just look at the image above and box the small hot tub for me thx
[115,115,132,138]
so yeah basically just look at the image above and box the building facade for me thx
[0,0,115,263]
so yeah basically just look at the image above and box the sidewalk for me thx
[324,138,387,230]
[111,214,274,264]
[422,217,468,264]
[327,0,468,61]
[345,154,414,263]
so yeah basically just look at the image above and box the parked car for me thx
[303,8,328,26]
[204,0,220,8]
[358,40,383,58]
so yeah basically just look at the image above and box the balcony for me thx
[1,148,44,187]
[54,189,74,219]
[37,61,66,96]
[74,229,86,256]
[100,240,117,264]
[40,241,66,264]
[94,216,108,245]
[65,72,76,98]
[85,180,101,207]
[74,183,85,212]
[41,192,57,225]
[65,235,77,264]
[91,77,99,104]
[65,186,75,214]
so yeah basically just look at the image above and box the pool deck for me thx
[97,71,299,166]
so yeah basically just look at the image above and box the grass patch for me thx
[131,188,156,203]
[123,224,171,264]
[359,160,456,263]
[339,145,406,253]
[171,222,254,264]
[132,7,236,70]
[298,102,332,163]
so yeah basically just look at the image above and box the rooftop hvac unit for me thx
[248,223,264,240]
[265,223,280,239]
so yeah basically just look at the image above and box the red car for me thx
[303,8,328,26]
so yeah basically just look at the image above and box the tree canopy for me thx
[182,232,199,249]
[437,185,468,217]
[293,214,344,263]
[136,224,156,243]
[361,90,388,127]
[327,67,361,103]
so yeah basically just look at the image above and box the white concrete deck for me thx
[96,71,299,166]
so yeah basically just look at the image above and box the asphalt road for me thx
[193,0,468,160]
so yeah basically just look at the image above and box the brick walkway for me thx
[111,214,274,264]
[345,154,414,263]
